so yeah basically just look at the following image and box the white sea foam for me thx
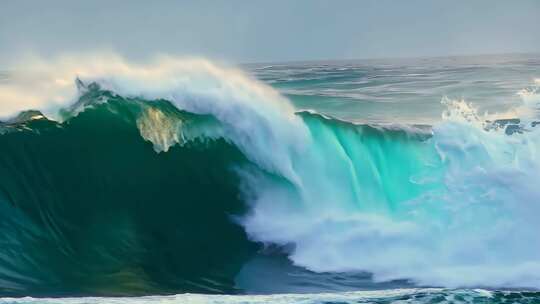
[0,53,308,181]
[0,289,469,304]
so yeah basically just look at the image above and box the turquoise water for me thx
[0,54,539,303]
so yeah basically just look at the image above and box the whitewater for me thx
[0,53,540,303]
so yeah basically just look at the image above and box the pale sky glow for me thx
[0,0,539,65]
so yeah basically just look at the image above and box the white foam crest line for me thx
[0,288,449,304]
[0,52,309,181]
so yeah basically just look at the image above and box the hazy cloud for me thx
[0,0,539,65]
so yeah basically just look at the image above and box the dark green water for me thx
[0,96,259,296]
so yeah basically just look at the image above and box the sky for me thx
[0,0,539,65]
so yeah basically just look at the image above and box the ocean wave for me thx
[1,54,540,295]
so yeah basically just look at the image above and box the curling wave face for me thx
[0,55,540,296]
[0,96,258,295]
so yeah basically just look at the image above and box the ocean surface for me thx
[0,53,539,303]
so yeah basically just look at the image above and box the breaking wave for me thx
[0,55,540,296]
